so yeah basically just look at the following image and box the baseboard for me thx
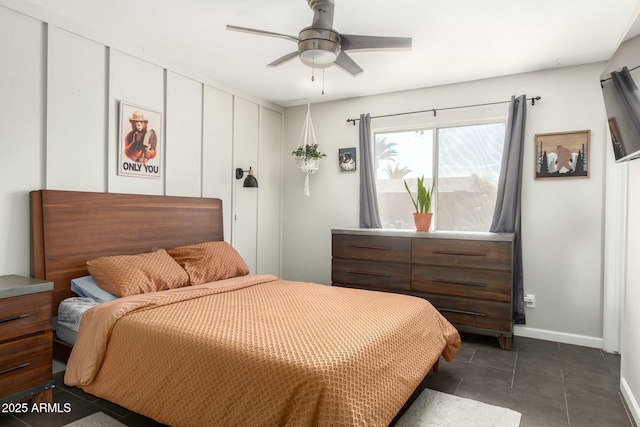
[513,325,604,349]
[621,378,640,426]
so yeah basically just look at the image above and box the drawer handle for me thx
[347,271,391,278]
[433,250,486,257]
[347,244,391,251]
[0,363,30,376]
[436,307,486,317]
[0,313,29,324]
[433,279,486,288]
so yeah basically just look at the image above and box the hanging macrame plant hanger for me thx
[295,102,322,197]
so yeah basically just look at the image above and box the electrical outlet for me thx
[524,294,535,308]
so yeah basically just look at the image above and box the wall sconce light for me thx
[235,167,258,188]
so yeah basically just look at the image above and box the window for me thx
[374,122,505,232]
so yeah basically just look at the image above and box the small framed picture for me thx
[339,147,356,172]
[118,101,162,179]
[534,130,590,179]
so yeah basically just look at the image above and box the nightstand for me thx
[0,275,54,404]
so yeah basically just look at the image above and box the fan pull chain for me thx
[322,69,325,95]
[311,57,315,82]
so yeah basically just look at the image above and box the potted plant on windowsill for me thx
[404,175,435,231]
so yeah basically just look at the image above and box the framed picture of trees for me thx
[535,130,590,179]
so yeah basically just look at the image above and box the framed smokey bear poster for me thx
[118,101,162,179]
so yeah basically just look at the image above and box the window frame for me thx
[373,116,508,231]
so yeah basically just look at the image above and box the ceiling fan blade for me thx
[334,51,363,76]
[340,34,412,51]
[226,25,299,43]
[267,51,299,68]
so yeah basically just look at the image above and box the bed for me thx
[30,189,460,427]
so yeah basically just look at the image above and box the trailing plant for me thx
[404,175,435,213]
[292,144,327,161]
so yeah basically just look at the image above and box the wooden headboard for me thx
[30,190,224,316]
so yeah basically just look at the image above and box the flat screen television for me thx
[601,34,640,163]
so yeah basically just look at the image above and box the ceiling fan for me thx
[226,0,411,76]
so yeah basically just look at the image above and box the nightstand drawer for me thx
[333,234,411,263]
[0,332,52,399]
[0,292,51,343]
[412,239,512,271]
[422,293,511,331]
[332,259,411,291]
[412,265,511,301]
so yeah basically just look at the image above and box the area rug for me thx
[395,389,522,427]
[62,411,126,427]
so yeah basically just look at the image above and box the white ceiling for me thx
[25,0,640,107]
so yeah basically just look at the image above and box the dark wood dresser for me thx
[0,275,54,404]
[331,229,515,350]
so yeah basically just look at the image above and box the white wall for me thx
[282,63,609,346]
[257,107,284,275]
[623,159,640,423]
[47,27,107,192]
[0,2,283,278]
[0,8,45,275]
[233,97,260,272]
[166,72,203,197]
[606,34,640,425]
[202,86,234,243]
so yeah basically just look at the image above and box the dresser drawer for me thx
[412,265,511,302]
[0,332,52,399]
[412,238,512,271]
[332,259,411,291]
[333,234,411,263]
[0,292,51,343]
[422,293,512,331]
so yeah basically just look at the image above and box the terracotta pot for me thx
[413,213,433,232]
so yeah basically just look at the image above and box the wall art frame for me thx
[118,101,162,179]
[534,130,590,180]
[338,147,356,172]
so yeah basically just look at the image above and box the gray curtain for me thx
[490,95,526,324]
[359,113,382,228]
[611,66,640,134]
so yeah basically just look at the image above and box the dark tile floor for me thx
[424,333,636,427]
[0,334,635,426]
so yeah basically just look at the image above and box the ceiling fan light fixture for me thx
[300,49,338,67]
[298,32,340,68]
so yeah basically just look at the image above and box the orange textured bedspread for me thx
[65,275,460,427]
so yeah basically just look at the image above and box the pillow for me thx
[87,249,190,297]
[71,275,118,303]
[168,241,249,286]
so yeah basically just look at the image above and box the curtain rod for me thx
[345,96,541,126]
[600,64,640,85]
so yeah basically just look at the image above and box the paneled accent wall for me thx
[47,27,107,192]
[257,107,283,275]
[233,98,260,273]
[202,87,234,244]
[0,7,46,276]
[0,2,283,278]
[165,72,203,197]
